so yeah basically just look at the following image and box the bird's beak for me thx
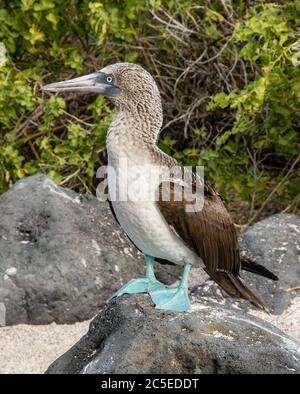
[42,72,121,96]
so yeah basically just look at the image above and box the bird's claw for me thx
[150,286,191,312]
[107,277,166,303]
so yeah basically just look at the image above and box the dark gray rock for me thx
[46,294,300,374]
[1,174,298,325]
[0,174,177,325]
[192,214,300,314]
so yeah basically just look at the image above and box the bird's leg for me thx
[145,255,167,291]
[107,255,167,302]
[150,261,191,312]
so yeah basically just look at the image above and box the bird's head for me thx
[42,62,161,112]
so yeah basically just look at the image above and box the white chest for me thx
[107,154,199,265]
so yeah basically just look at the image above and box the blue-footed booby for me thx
[43,63,278,312]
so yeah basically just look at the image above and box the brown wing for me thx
[157,177,265,309]
[157,179,241,275]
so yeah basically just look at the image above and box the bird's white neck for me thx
[106,104,163,164]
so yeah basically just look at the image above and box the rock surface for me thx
[192,214,300,314]
[1,174,299,325]
[0,174,178,325]
[46,294,300,374]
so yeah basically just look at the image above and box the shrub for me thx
[0,0,299,222]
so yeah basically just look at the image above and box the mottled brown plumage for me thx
[157,177,277,309]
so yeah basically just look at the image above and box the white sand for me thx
[0,297,299,374]
[0,320,90,374]
[249,296,300,341]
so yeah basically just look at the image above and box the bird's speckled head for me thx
[100,63,161,109]
[42,62,162,112]
[43,62,164,144]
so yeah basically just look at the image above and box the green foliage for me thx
[0,0,299,220]
[204,2,300,211]
[88,0,149,44]
[0,0,115,192]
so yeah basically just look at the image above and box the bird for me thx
[42,62,278,313]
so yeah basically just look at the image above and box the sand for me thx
[249,296,300,341]
[0,297,299,374]
[0,320,90,374]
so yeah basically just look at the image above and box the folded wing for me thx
[156,176,269,309]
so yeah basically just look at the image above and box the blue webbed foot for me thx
[107,255,167,303]
[107,276,166,303]
[150,261,192,312]
[150,286,191,312]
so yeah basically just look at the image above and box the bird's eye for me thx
[106,76,113,84]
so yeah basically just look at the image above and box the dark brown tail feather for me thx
[241,256,278,281]
[204,269,266,310]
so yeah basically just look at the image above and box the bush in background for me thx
[0,0,299,223]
